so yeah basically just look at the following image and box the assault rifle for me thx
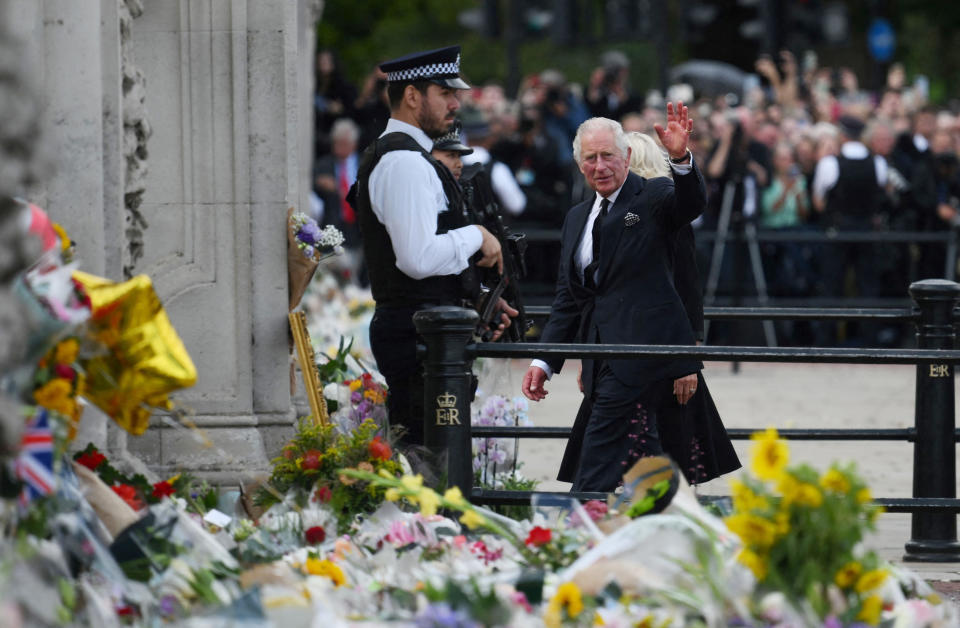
[459,162,531,342]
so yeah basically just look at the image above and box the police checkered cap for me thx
[433,122,473,154]
[380,46,469,89]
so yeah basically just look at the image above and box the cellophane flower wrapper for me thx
[4,258,90,398]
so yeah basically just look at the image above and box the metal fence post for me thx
[413,306,477,495]
[906,279,960,561]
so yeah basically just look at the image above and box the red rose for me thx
[111,484,142,510]
[152,480,176,500]
[301,449,323,470]
[314,485,332,503]
[368,436,392,461]
[525,526,552,547]
[54,363,76,380]
[282,447,295,460]
[76,450,106,471]
[305,525,326,544]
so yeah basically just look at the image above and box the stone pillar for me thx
[14,0,320,482]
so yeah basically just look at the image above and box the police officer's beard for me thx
[417,104,452,139]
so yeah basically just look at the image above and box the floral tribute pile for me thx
[4,413,957,626]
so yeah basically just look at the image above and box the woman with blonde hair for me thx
[559,131,740,486]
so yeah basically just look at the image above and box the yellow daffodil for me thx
[773,511,790,537]
[724,513,777,548]
[443,486,467,507]
[856,487,873,504]
[736,548,768,581]
[348,380,362,391]
[776,473,801,506]
[749,428,789,480]
[834,561,862,589]
[855,568,888,593]
[820,468,851,494]
[543,603,562,628]
[54,338,79,364]
[793,483,823,508]
[856,594,883,625]
[551,582,584,618]
[417,488,441,517]
[384,488,400,501]
[304,558,346,587]
[400,474,424,492]
[34,379,77,417]
[731,480,770,513]
[459,508,487,530]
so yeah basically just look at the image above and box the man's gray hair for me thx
[572,118,629,165]
[330,118,360,143]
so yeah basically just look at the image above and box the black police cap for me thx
[379,45,469,90]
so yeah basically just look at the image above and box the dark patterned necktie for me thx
[585,197,609,289]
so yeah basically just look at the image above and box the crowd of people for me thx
[312,46,959,347]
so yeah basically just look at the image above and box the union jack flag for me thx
[16,407,56,504]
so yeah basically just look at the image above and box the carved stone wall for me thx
[10,0,319,482]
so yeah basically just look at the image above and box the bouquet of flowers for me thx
[255,417,401,532]
[290,211,344,262]
[726,428,891,625]
[287,208,343,311]
[32,336,85,441]
[323,371,388,435]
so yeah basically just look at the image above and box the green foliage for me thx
[316,336,354,385]
[478,469,539,522]
[316,0,661,96]
[255,417,401,532]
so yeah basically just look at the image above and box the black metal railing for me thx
[412,279,960,562]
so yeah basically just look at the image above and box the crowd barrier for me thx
[413,279,960,562]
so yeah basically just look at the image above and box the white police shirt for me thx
[368,118,483,280]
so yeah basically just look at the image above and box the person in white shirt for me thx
[351,46,515,447]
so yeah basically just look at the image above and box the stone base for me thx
[125,411,298,486]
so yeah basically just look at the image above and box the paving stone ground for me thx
[502,359,960,582]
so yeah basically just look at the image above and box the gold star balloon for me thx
[72,271,197,435]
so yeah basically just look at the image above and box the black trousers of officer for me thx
[369,305,425,448]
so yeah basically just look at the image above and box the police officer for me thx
[353,46,514,447]
[432,123,473,181]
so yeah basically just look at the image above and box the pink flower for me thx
[511,591,533,614]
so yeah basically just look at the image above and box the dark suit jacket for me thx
[539,167,707,396]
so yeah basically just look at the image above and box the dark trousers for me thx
[369,306,424,447]
[572,363,669,492]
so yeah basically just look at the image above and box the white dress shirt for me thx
[368,119,483,280]
[812,141,888,205]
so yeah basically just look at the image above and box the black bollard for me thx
[413,306,478,495]
[905,279,960,562]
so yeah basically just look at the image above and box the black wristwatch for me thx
[669,149,692,165]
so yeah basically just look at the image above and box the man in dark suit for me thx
[522,104,706,491]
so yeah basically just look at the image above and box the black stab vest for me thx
[826,154,881,226]
[354,132,470,307]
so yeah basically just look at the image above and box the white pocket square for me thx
[624,212,640,227]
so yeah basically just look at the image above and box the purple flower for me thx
[351,391,363,404]
[297,221,322,245]
[302,244,315,259]
[415,603,479,628]
[159,595,179,616]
